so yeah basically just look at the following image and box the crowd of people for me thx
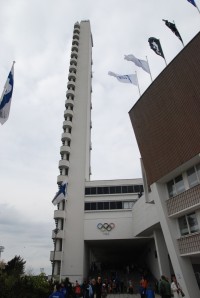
[48,273,185,298]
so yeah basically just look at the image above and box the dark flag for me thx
[187,0,197,7]
[148,37,165,58]
[162,20,183,44]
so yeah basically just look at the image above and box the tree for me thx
[4,255,26,276]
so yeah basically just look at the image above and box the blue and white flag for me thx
[124,54,150,74]
[0,62,15,125]
[52,180,67,205]
[187,0,197,7]
[108,71,138,85]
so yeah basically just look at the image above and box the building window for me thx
[167,175,185,198]
[123,201,134,209]
[178,212,199,236]
[85,185,143,196]
[187,163,200,188]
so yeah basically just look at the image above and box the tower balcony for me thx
[69,64,77,73]
[63,120,72,129]
[65,98,74,107]
[57,175,68,184]
[73,34,79,41]
[60,145,71,154]
[67,80,76,89]
[73,27,80,35]
[70,58,77,66]
[68,71,76,80]
[71,44,78,52]
[66,88,75,98]
[59,160,70,169]
[54,210,65,219]
[72,40,79,47]
[61,132,72,142]
[50,251,62,261]
[71,50,78,59]
[64,109,73,118]
[52,229,64,239]
[74,22,80,29]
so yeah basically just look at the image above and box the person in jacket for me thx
[159,275,171,298]
[49,284,65,298]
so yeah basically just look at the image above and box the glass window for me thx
[110,187,116,194]
[90,187,96,195]
[116,201,122,209]
[128,185,134,193]
[178,216,189,236]
[90,202,96,210]
[175,175,185,194]
[122,186,128,193]
[134,185,139,193]
[85,188,90,195]
[178,212,199,236]
[84,203,89,210]
[167,180,176,198]
[196,163,200,181]
[97,187,103,195]
[187,213,199,233]
[97,202,103,210]
[123,201,134,209]
[103,187,109,194]
[103,202,109,209]
[187,167,198,188]
[110,201,117,209]
[116,186,121,193]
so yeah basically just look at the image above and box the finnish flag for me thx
[52,180,68,205]
[0,63,15,125]
[108,71,138,85]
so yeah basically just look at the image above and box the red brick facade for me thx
[129,33,200,185]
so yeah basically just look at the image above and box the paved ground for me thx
[106,293,161,298]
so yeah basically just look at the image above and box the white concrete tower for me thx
[50,20,93,282]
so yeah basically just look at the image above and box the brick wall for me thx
[129,33,200,185]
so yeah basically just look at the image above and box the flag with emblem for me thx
[0,62,15,125]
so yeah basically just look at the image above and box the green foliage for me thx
[4,255,26,276]
[0,256,51,298]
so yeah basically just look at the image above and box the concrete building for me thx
[50,20,200,297]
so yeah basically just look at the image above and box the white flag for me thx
[124,54,150,74]
[0,63,15,125]
[52,180,67,205]
[108,71,138,86]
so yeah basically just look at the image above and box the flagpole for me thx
[196,4,200,14]
[135,71,141,97]
[145,56,153,82]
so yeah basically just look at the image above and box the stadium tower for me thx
[50,20,93,281]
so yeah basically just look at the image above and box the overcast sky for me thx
[0,0,199,275]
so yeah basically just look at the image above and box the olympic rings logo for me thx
[97,223,115,232]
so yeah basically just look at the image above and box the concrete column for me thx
[153,229,171,278]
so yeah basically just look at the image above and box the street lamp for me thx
[51,228,59,282]
[0,246,5,260]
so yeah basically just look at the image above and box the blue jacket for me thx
[49,290,65,298]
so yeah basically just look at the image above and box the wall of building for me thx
[132,195,159,236]
[84,210,134,240]
[129,33,200,186]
